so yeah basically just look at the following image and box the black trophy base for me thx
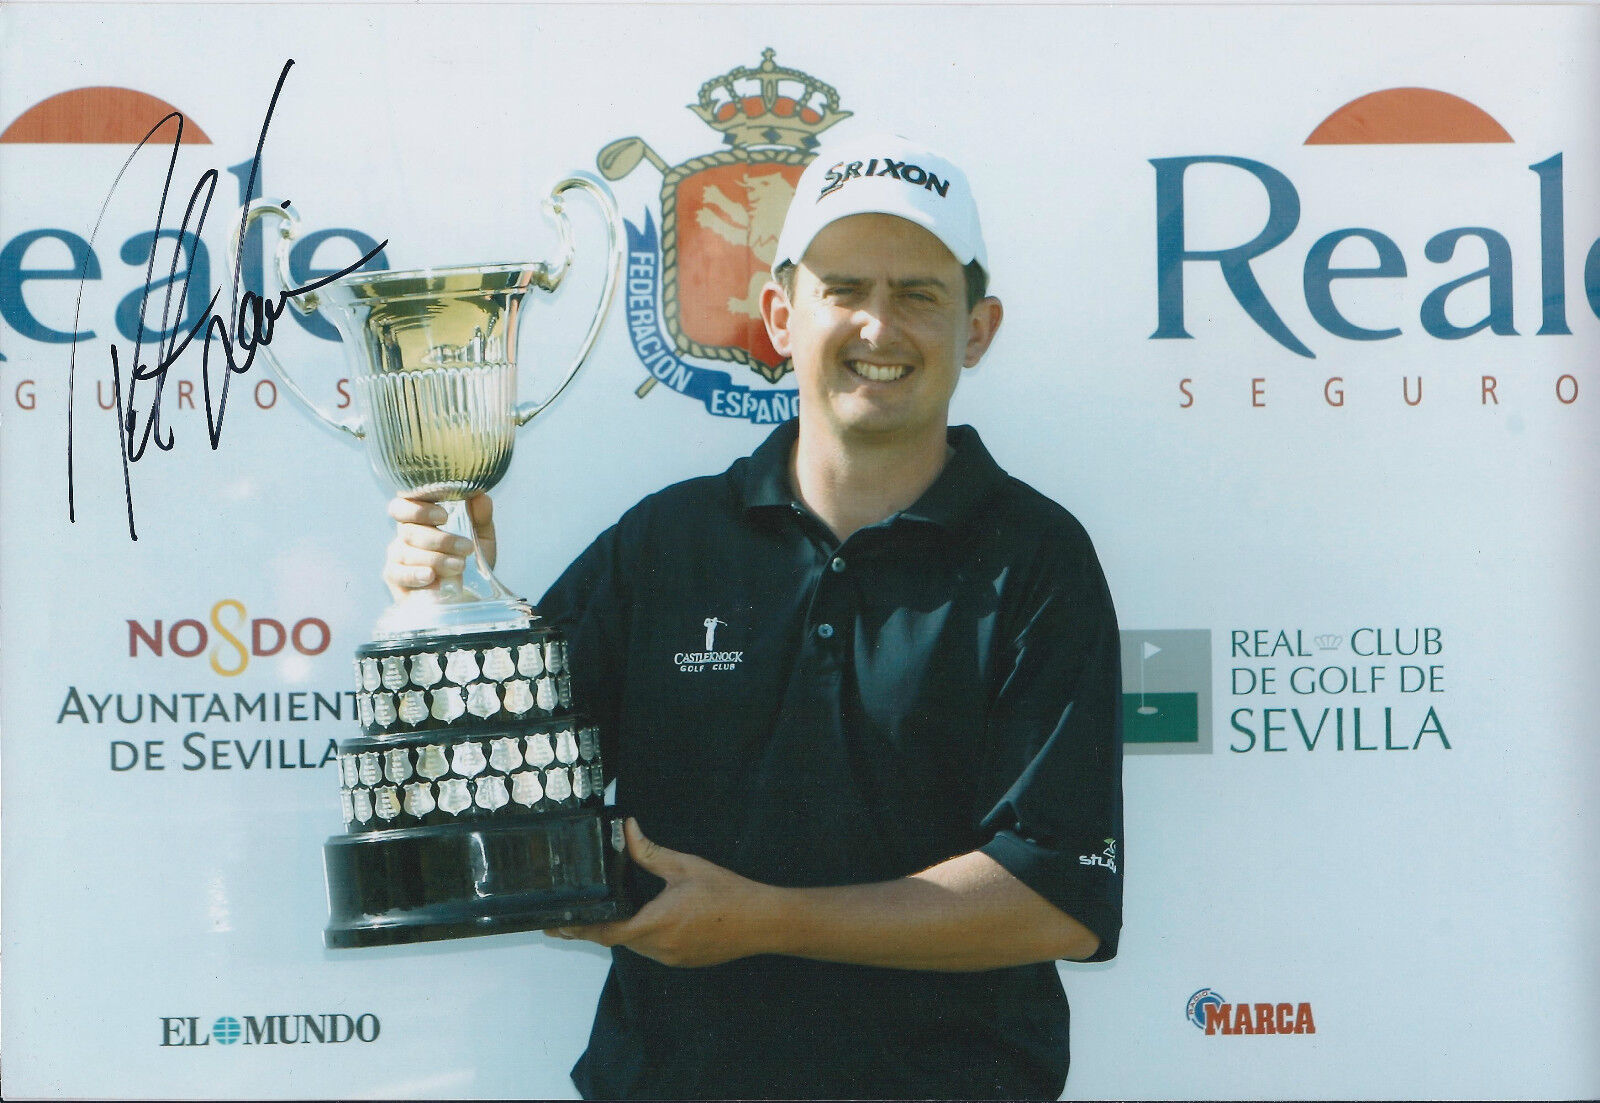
[323,811,632,949]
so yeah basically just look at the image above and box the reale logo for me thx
[0,84,387,387]
[1155,86,1591,408]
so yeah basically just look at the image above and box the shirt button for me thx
[816,623,835,639]
[830,556,847,573]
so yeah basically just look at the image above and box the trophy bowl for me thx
[234,172,633,947]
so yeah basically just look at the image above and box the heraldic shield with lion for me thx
[599,49,849,420]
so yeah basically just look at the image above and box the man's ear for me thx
[963,296,1004,368]
[760,278,793,358]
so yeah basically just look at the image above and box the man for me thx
[384,135,1123,1100]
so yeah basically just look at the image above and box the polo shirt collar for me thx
[740,418,1006,530]
[740,418,801,511]
[900,424,1005,528]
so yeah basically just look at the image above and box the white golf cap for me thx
[773,133,988,277]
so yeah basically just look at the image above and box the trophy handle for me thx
[229,199,366,441]
[514,172,624,426]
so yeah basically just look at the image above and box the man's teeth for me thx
[849,361,910,382]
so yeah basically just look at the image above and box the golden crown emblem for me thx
[689,48,850,150]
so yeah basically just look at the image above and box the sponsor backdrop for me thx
[2,3,1597,1099]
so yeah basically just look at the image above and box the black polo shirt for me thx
[539,419,1122,1101]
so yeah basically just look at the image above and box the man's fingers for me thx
[383,537,435,590]
[387,493,495,537]
[383,560,436,591]
[624,817,681,876]
[465,493,497,567]
[387,496,448,526]
[383,496,469,599]
[397,522,474,557]
[547,920,630,947]
[389,536,466,577]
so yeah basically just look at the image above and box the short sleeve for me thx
[977,539,1124,962]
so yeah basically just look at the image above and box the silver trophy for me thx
[235,173,632,947]
[237,173,620,638]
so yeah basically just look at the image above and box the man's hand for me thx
[548,819,1101,971]
[382,493,497,600]
[549,818,781,968]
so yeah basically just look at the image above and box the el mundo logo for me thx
[596,48,849,424]
[1158,86,1588,409]
[160,1012,380,1047]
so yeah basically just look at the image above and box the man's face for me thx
[761,213,1002,448]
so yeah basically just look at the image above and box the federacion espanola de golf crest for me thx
[597,49,848,422]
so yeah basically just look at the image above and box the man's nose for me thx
[852,292,898,345]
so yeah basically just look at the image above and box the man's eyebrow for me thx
[816,274,951,291]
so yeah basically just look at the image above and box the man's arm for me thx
[780,846,1101,970]
[553,818,1099,970]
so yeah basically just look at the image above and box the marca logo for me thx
[127,599,331,676]
[596,48,848,423]
[1155,86,1590,403]
[0,84,386,368]
[159,1012,380,1047]
[1187,988,1316,1036]
[674,615,744,673]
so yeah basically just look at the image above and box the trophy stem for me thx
[441,499,515,604]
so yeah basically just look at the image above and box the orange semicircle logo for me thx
[1,87,211,144]
[1306,88,1511,145]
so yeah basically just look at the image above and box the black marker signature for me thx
[67,59,387,540]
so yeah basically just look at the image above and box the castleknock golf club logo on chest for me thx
[674,615,745,673]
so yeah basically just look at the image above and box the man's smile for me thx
[845,359,914,383]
